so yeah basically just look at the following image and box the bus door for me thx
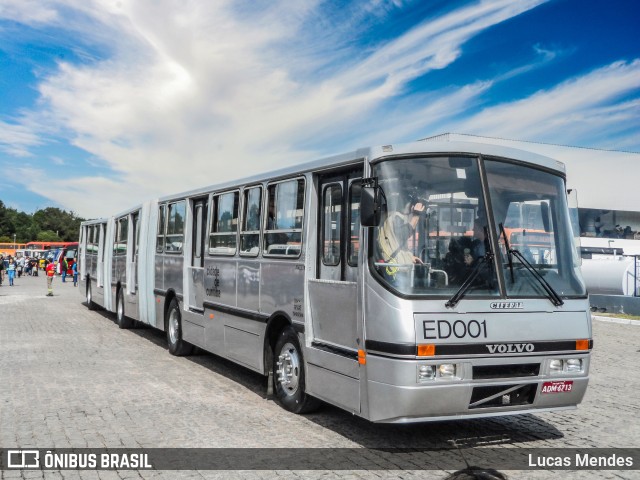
[129,212,140,294]
[96,223,106,288]
[309,171,362,352]
[188,197,208,311]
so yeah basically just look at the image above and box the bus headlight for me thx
[549,358,583,374]
[438,364,457,379]
[549,359,563,374]
[564,358,583,373]
[417,364,435,382]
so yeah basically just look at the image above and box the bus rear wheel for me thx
[166,298,193,356]
[116,289,133,329]
[273,326,320,414]
[86,281,95,310]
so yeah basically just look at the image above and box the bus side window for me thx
[117,217,128,257]
[348,181,362,266]
[165,201,186,253]
[87,226,94,253]
[240,186,262,256]
[264,178,305,257]
[113,220,119,256]
[209,191,239,255]
[156,204,166,253]
[322,183,342,266]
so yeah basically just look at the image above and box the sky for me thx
[0,0,638,219]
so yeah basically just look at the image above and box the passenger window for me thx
[88,226,95,253]
[240,186,262,256]
[165,201,185,253]
[322,184,342,266]
[264,178,305,257]
[100,224,106,258]
[117,217,128,257]
[348,181,361,266]
[156,204,166,253]
[209,191,239,255]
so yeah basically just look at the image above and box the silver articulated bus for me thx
[78,140,592,423]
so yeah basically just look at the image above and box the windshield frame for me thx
[367,153,588,301]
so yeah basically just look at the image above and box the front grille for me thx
[469,383,537,409]
[473,363,540,379]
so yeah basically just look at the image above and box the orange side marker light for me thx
[576,339,590,351]
[417,344,436,356]
[357,349,366,365]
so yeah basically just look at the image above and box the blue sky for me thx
[0,0,638,218]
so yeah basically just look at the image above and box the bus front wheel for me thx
[273,326,320,414]
[166,298,193,356]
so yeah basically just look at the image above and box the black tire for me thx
[166,298,193,356]
[86,281,95,310]
[273,326,320,414]
[116,289,133,329]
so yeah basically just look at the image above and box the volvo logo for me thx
[487,343,534,354]
[490,302,523,309]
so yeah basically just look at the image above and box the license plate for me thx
[541,380,573,394]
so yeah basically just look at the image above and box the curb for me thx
[592,315,640,326]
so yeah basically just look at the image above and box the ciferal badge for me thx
[490,301,524,309]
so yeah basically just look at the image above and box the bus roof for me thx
[81,140,565,223]
[154,140,564,205]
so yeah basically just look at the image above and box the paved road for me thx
[0,274,638,479]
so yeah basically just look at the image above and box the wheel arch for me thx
[263,311,301,376]
[163,289,178,331]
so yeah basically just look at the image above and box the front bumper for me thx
[364,353,590,423]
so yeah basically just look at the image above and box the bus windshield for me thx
[485,159,585,299]
[370,155,586,299]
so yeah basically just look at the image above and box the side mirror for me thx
[361,184,382,227]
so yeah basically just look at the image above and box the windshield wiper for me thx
[445,226,493,309]
[499,223,564,307]
[445,253,493,308]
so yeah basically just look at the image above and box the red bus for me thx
[25,242,78,275]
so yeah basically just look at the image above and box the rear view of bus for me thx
[360,143,590,422]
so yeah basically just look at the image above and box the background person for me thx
[46,259,55,296]
[7,257,16,286]
[17,256,25,277]
[61,258,68,283]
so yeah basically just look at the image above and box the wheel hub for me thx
[276,342,300,396]
[169,309,179,344]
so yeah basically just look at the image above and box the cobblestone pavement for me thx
[0,275,638,479]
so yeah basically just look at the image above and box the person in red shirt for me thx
[46,260,56,296]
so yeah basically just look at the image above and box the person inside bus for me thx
[377,200,426,267]
[443,216,489,285]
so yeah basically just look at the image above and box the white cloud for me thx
[0,120,43,157]
[451,60,640,149]
[0,0,58,24]
[2,0,559,218]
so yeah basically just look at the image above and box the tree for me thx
[37,230,61,241]
[0,200,85,242]
[0,201,15,237]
